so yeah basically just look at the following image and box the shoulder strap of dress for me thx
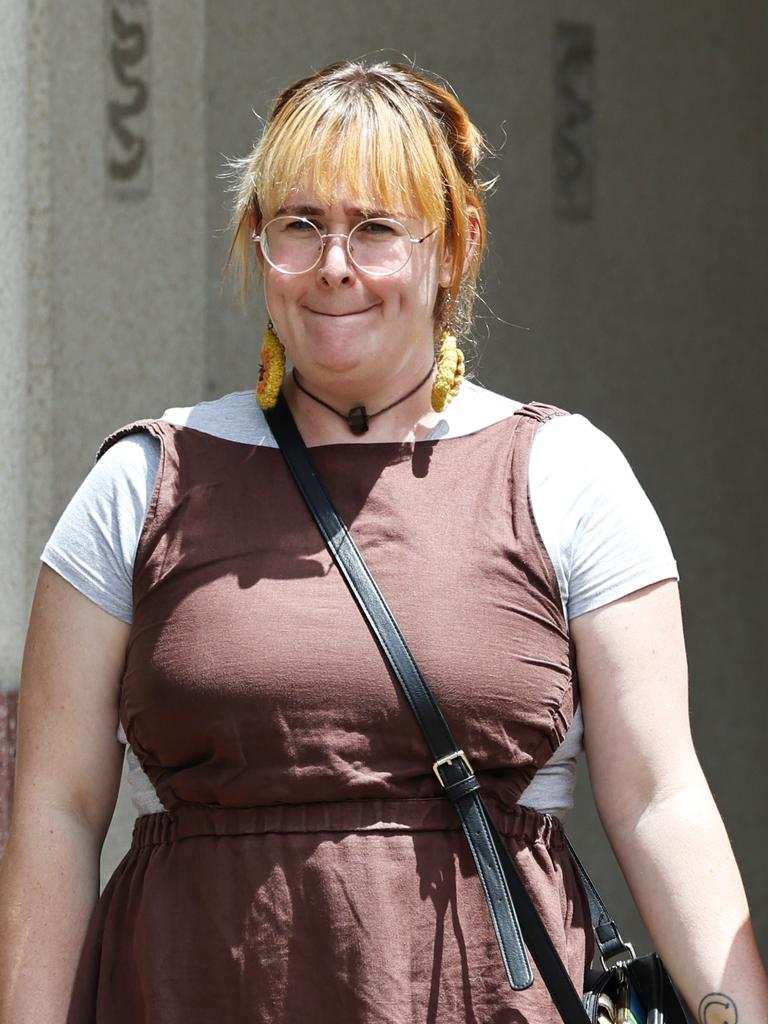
[95,418,171,463]
[512,401,570,423]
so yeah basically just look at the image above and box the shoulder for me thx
[96,389,274,466]
[456,378,525,424]
[41,430,161,624]
[437,379,523,439]
[159,389,275,446]
[448,379,579,440]
[526,412,679,620]
[529,410,629,484]
[526,408,654,534]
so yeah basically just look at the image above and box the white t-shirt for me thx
[42,380,679,820]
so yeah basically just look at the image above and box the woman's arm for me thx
[0,565,130,1024]
[570,579,767,1024]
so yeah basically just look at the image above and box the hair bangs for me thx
[255,89,446,230]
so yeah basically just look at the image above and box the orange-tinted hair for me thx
[225,60,494,335]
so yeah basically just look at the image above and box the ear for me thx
[462,206,481,277]
[438,238,453,289]
[438,206,481,289]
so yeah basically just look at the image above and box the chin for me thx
[309,351,371,379]
[301,329,380,375]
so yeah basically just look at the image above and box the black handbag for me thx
[266,394,693,1024]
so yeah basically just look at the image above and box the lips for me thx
[306,304,377,317]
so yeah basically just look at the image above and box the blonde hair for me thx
[225,60,494,339]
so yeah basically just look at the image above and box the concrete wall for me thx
[204,0,768,951]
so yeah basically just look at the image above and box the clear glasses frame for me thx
[253,215,438,277]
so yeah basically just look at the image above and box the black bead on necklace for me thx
[291,361,436,436]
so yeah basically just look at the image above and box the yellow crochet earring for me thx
[431,330,465,413]
[255,321,286,410]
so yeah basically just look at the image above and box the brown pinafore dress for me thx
[67,402,594,1024]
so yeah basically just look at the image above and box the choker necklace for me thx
[291,361,436,436]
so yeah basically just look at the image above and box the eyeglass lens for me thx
[261,217,414,276]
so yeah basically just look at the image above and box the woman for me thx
[0,60,765,1024]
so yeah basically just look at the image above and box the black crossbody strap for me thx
[266,395,591,1022]
[565,837,632,962]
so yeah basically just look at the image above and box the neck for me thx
[283,361,442,446]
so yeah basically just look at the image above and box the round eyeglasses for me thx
[254,216,438,277]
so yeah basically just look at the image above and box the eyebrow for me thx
[275,203,400,219]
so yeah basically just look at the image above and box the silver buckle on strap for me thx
[599,942,637,971]
[433,749,474,787]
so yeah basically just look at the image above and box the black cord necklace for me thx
[291,361,436,436]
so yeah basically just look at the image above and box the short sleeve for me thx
[40,432,161,623]
[528,413,679,621]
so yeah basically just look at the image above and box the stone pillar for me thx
[0,0,206,868]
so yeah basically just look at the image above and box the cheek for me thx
[264,272,300,317]
[386,259,438,307]
[403,261,442,311]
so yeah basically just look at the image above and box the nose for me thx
[317,233,355,287]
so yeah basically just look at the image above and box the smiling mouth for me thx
[307,305,377,317]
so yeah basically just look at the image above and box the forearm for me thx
[607,778,767,1023]
[0,806,101,1024]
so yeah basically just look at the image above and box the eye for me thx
[357,219,398,235]
[283,217,319,233]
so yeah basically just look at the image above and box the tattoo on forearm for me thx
[699,993,738,1024]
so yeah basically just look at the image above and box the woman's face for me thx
[259,189,451,390]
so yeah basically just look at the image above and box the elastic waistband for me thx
[131,798,563,850]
